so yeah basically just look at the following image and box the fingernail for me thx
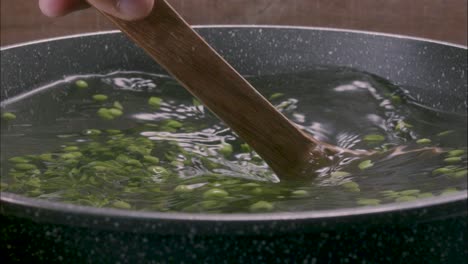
[117,0,154,20]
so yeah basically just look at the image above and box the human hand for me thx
[39,0,155,20]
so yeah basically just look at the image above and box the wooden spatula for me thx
[92,0,366,180]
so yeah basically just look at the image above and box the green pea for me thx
[143,155,160,164]
[147,166,169,176]
[61,152,82,159]
[240,143,252,153]
[391,95,402,104]
[381,190,400,199]
[192,98,202,106]
[357,199,381,206]
[331,171,351,178]
[417,192,434,199]
[92,94,108,102]
[108,108,123,117]
[441,188,458,195]
[97,108,114,120]
[341,181,360,192]
[269,93,284,100]
[358,160,374,170]
[450,170,467,179]
[201,200,221,209]
[249,201,274,212]
[416,138,431,144]
[437,130,454,137]
[432,167,455,175]
[395,120,412,131]
[2,112,16,121]
[363,134,385,142]
[112,200,131,209]
[166,120,183,129]
[39,153,53,161]
[14,163,37,171]
[63,146,80,152]
[148,96,163,108]
[447,149,465,157]
[291,190,309,197]
[75,80,88,88]
[113,101,124,110]
[444,157,462,164]
[219,143,233,157]
[106,129,122,135]
[251,188,263,195]
[241,183,261,188]
[82,129,102,136]
[395,196,417,202]
[174,185,193,193]
[9,157,29,163]
[25,178,41,188]
[399,189,420,196]
[203,188,229,199]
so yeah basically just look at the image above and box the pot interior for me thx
[0,28,466,223]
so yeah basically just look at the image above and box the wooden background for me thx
[1,0,467,46]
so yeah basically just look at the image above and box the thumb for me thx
[88,0,155,21]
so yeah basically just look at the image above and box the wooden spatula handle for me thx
[95,0,328,179]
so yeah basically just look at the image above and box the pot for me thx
[1,27,467,263]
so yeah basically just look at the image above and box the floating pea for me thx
[108,108,123,117]
[174,185,193,193]
[148,96,163,108]
[341,181,360,192]
[201,200,221,209]
[63,146,80,152]
[203,188,229,199]
[143,155,160,164]
[2,112,16,121]
[14,163,37,171]
[75,80,88,88]
[399,189,420,196]
[97,108,114,120]
[417,192,434,199]
[291,190,309,197]
[112,200,131,209]
[380,190,400,199]
[450,170,467,179]
[390,95,402,104]
[441,188,458,195]
[269,93,284,100]
[444,157,462,164]
[240,143,252,153]
[358,160,374,170]
[447,149,465,157]
[82,129,102,136]
[165,120,182,129]
[357,199,380,206]
[331,171,351,178]
[416,138,431,144]
[249,201,274,212]
[9,157,29,163]
[92,94,108,102]
[437,130,454,137]
[241,183,261,188]
[395,120,412,131]
[363,134,385,142]
[395,196,417,202]
[432,167,455,175]
[113,101,124,110]
[219,143,233,157]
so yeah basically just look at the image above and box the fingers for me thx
[88,0,155,21]
[39,0,155,21]
[39,0,89,17]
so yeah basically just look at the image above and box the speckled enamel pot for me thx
[1,27,467,263]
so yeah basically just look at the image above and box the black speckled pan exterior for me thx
[1,27,467,262]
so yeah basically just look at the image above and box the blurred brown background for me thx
[1,0,467,46]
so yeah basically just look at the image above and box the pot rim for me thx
[1,25,467,50]
[1,26,466,223]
